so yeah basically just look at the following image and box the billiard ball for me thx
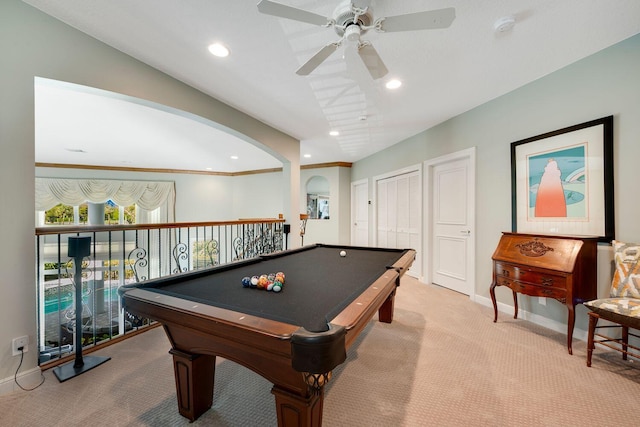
[241,276,251,287]
[340,250,346,257]
[258,274,269,289]
[250,276,259,287]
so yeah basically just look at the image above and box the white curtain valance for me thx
[35,178,175,212]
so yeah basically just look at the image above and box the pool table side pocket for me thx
[389,249,417,280]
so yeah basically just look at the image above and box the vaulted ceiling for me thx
[26,0,640,173]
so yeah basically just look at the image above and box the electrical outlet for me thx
[539,297,547,306]
[12,336,28,356]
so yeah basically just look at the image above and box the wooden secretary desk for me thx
[490,232,598,354]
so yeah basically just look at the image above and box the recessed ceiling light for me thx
[230,155,239,160]
[303,154,311,158]
[385,79,402,90]
[208,42,230,57]
[329,130,339,136]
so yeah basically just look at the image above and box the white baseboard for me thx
[474,294,588,343]
[0,367,44,396]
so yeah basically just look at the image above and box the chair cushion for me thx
[610,240,640,298]
[584,298,640,330]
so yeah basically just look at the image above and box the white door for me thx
[376,178,396,248]
[425,148,475,296]
[351,180,369,246]
[394,172,421,277]
[375,169,422,277]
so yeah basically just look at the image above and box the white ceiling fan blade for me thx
[257,0,330,26]
[296,43,340,76]
[358,43,388,80]
[376,7,456,32]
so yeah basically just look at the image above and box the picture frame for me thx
[511,116,614,242]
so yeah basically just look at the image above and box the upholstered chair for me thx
[584,240,640,366]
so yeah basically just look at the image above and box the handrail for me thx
[35,217,287,368]
[36,218,285,235]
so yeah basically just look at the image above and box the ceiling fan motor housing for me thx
[333,1,373,38]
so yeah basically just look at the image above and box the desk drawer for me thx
[495,263,566,288]
[496,277,567,299]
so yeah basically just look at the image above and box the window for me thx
[42,201,136,226]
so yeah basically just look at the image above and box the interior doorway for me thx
[351,179,369,246]
[424,148,476,297]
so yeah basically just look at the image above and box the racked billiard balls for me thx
[258,274,269,289]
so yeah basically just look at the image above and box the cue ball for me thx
[340,250,346,257]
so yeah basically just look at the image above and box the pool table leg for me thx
[169,349,216,422]
[272,385,323,427]
[378,289,396,323]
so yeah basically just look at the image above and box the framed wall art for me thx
[511,116,614,242]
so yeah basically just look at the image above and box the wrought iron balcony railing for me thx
[35,218,286,367]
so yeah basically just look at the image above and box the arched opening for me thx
[305,175,330,220]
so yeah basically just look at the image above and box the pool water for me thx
[43,286,120,314]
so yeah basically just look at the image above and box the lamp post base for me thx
[53,355,111,382]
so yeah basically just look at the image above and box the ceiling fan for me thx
[257,0,455,80]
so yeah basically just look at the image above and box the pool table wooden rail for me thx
[120,247,416,426]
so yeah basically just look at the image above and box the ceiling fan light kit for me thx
[257,0,455,80]
[345,24,362,42]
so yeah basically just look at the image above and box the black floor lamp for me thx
[53,236,110,382]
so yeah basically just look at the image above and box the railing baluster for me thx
[36,218,285,367]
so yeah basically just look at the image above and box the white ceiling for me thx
[26,0,640,173]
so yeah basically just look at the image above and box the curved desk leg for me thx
[512,290,518,319]
[490,282,498,322]
[587,312,598,367]
[567,304,575,355]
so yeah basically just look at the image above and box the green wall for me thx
[353,33,640,335]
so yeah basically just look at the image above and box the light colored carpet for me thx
[2,276,639,426]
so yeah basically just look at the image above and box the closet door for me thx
[395,172,421,276]
[376,170,421,277]
[376,178,397,248]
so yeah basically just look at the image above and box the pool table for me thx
[120,244,415,426]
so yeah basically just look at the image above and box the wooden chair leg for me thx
[622,326,629,361]
[587,312,598,367]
